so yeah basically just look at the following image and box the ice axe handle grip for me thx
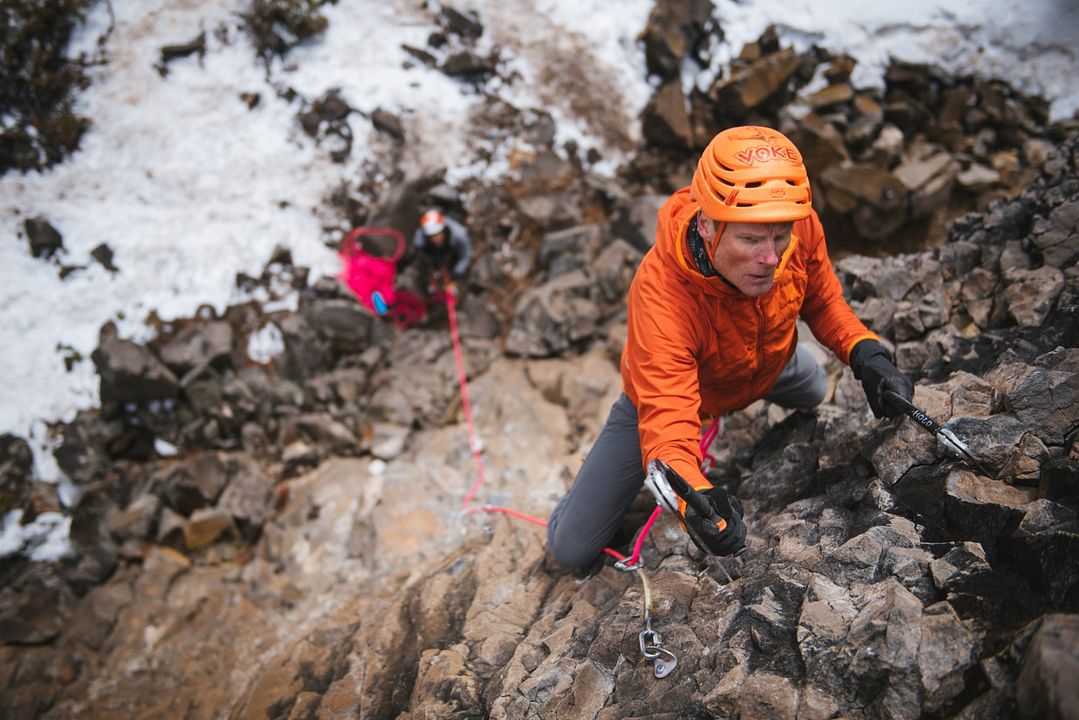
[683,487,718,521]
[661,466,719,520]
[883,390,943,434]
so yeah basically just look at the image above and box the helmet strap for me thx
[708,221,725,258]
[694,211,726,261]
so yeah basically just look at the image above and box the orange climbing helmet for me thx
[691,126,812,227]
[420,209,446,237]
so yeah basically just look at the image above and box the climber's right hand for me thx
[680,486,747,557]
[646,459,747,557]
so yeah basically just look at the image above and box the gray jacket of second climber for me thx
[412,215,473,279]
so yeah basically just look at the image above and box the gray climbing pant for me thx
[546,344,828,568]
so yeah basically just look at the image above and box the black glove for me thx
[849,339,914,419]
[683,486,747,557]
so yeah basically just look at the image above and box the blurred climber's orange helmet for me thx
[420,209,446,237]
[691,126,812,234]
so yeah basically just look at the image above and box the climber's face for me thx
[699,214,793,297]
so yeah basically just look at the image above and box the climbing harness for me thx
[884,390,994,477]
[445,282,734,678]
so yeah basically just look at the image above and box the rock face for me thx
[0,128,1073,718]
[1017,614,1079,720]
[4,14,1079,719]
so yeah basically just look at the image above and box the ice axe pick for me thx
[883,390,993,478]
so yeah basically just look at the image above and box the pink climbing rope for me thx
[461,502,630,561]
[624,506,663,566]
[446,289,487,511]
[445,283,721,566]
[445,287,631,562]
[700,416,721,451]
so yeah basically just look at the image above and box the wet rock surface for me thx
[2,6,1079,720]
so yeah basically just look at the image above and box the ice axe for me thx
[883,390,994,478]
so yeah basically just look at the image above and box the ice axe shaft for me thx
[883,390,993,477]
[883,390,945,434]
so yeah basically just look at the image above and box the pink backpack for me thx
[337,228,426,327]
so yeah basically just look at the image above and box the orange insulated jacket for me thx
[621,187,877,490]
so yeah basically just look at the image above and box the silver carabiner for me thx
[639,627,678,677]
[639,628,662,659]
